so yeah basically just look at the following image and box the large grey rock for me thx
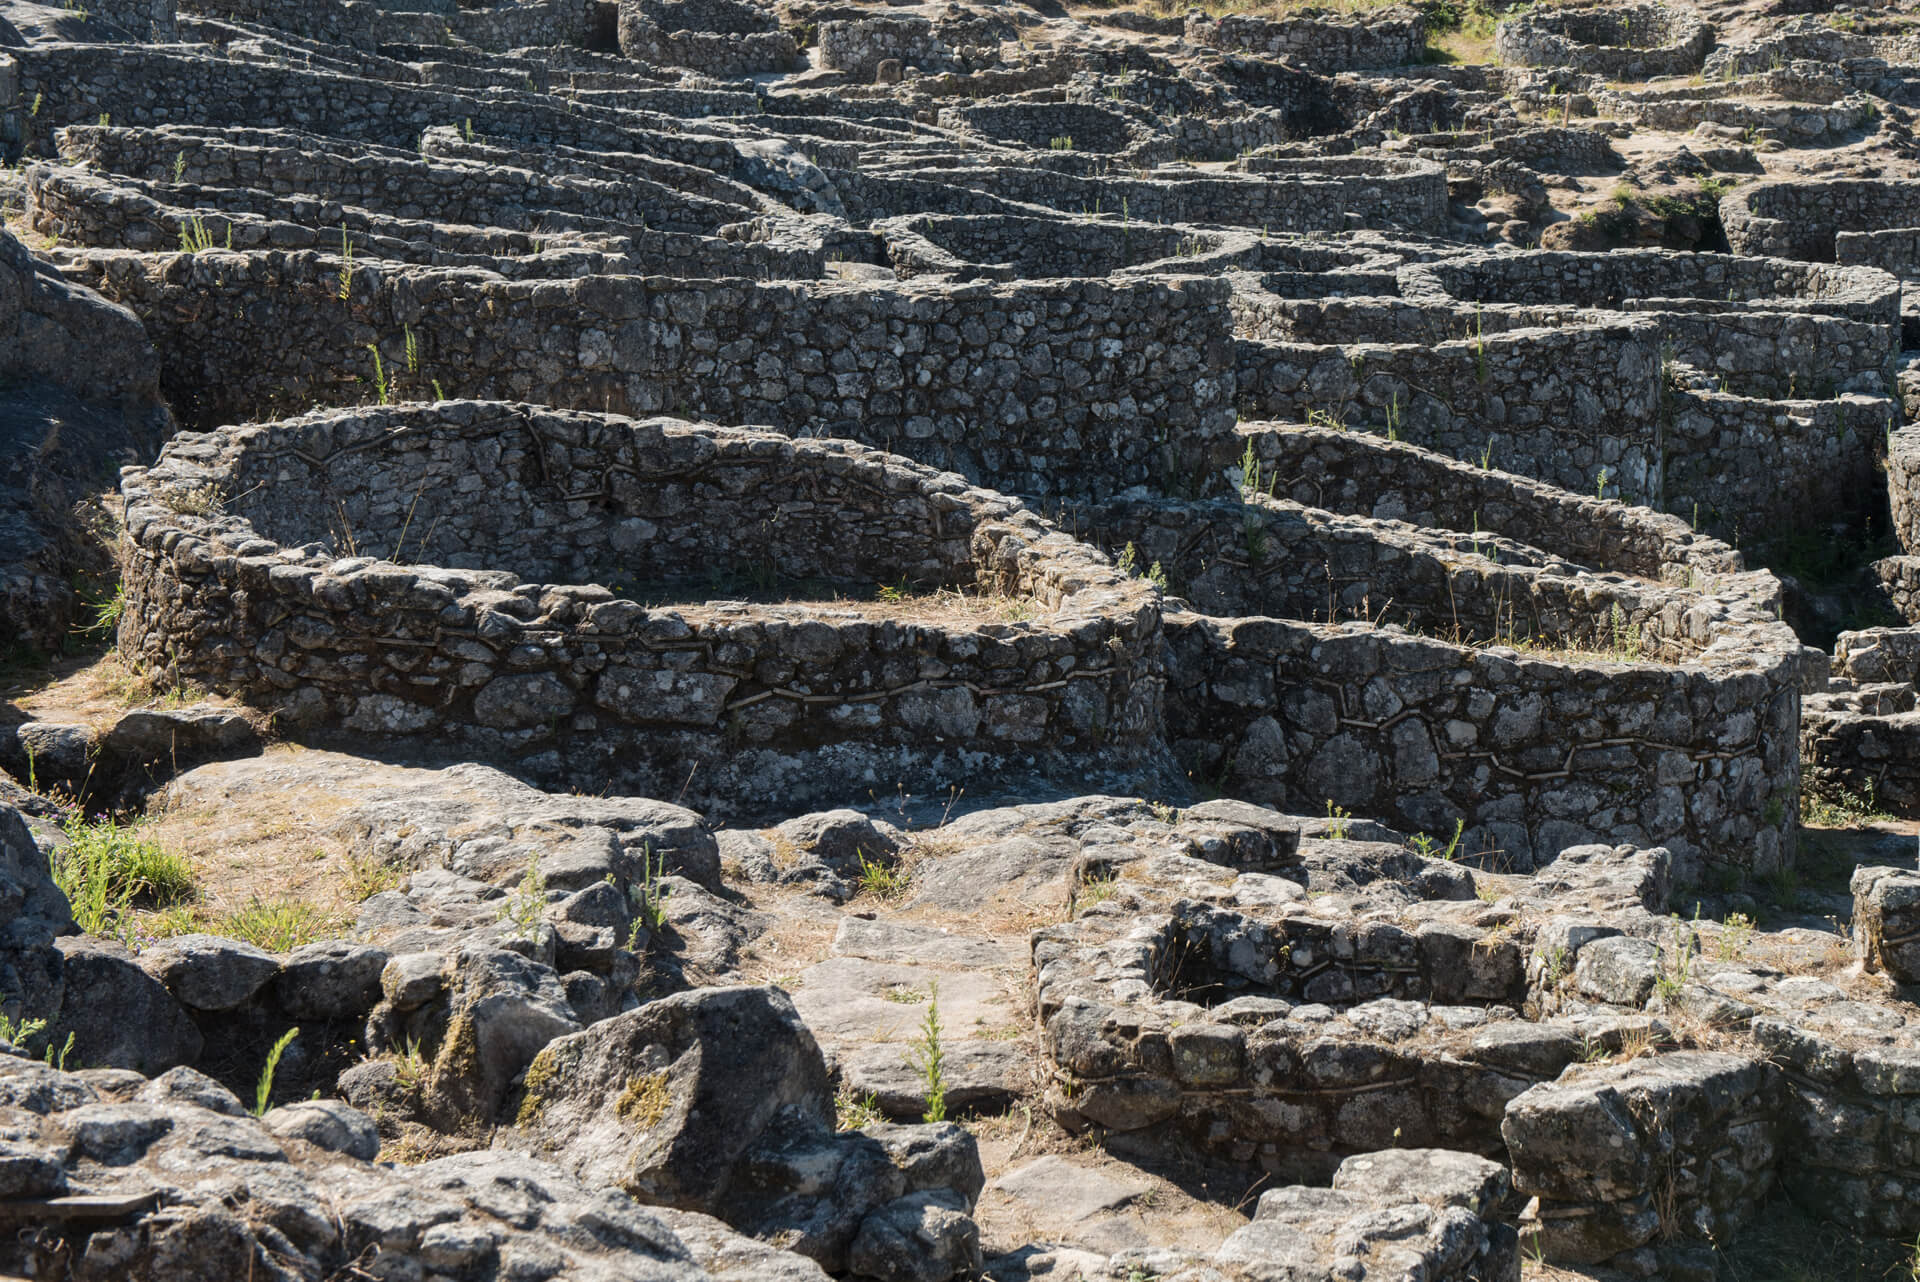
[0,804,72,933]
[139,933,279,1012]
[273,939,389,1019]
[847,1189,982,1282]
[0,1055,837,1281]
[48,936,201,1074]
[505,984,831,1206]
[99,705,258,776]
[135,1066,244,1117]
[1332,1148,1511,1217]
[1218,1185,1491,1281]
[840,1040,1026,1119]
[1572,935,1660,1008]
[263,1099,381,1160]
[425,946,580,1123]
[654,1208,833,1281]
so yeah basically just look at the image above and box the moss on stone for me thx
[614,1070,671,1129]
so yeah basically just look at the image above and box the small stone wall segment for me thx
[1493,3,1713,79]
[1184,7,1428,72]
[1238,423,1746,586]
[1724,179,1920,267]
[1800,702,1920,816]
[1874,558,1920,625]
[1805,625,1920,817]
[117,402,1164,815]
[1234,321,1668,505]
[1502,1052,1775,1269]
[1890,427,1920,557]
[1754,1014,1920,1237]
[818,15,954,79]
[616,0,799,76]
[56,251,1236,500]
[1854,866,1920,985]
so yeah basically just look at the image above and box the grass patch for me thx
[836,1088,883,1131]
[1422,0,1499,63]
[855,851,909,901]
[341,850,401,901]
[1802,779,1895,830]
[207,896,344,952]
[54,812,198,935]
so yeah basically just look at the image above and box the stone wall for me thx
[1663,387,1892,542]
[936,103,1143,155]
[1890,427,1920,556]
[1242,252,1905,539]
[1399,250,1902,330]
[177,0,596,51]
[1504,1052,1776,1266]
[1233,321,1667,504]
[1493,2,1713,79]
[54,124,759,237]
[3,43,642,155]
[616,0,799,75]
[0,230,173,653]
[818,15,953,79]
[1236,423,1746,585]
[26,164,822,282]
[1754,1014,1920,1237]
[56,250,1237,499]
[1184,7,1427,72]
[94,0,178,41]
[861,159,1450,236]
[877,214,1255,282]
[118,403,1164,815]
[1723,179,1920,265]
[1131,511,1804,876]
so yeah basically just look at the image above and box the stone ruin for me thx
[7,0,1920,1277]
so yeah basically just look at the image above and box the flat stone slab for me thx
[841,1040,1028,1118]
[989,1156,1152,1226]
[831,917,1024,969]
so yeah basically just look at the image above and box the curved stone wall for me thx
[1493,3,1712,79]
[877,213,1256,281]
[1184,7,1428,72]
[1071,427,1806,877]
[117,402,1164,814]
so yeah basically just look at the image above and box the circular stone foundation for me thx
[1077,425,1809,877]
[1493,2,1713,79]
[118,401,1164,813]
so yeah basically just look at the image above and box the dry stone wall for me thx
[178,0,596,51]
[118,403,1164,814]
[53,123,763,237]
[616,0,800,75]
[57,250,1236,499]
[1493,3,1713,79]
[1184,7,1428,72]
